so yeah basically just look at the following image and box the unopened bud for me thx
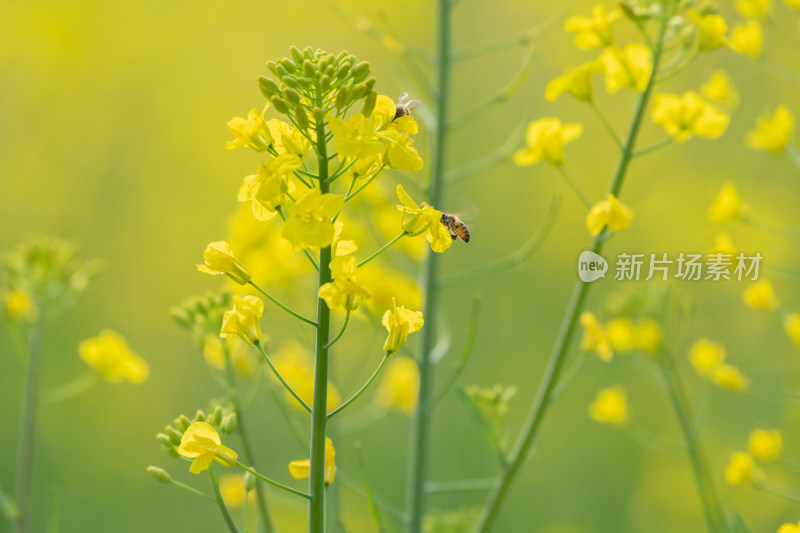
[303,59,315,78]
[169,307,192,328]
[351,61,370,83]
[276,64,290,79]
[361,91,377,116]
[335,87,349,109]
[294,103,309,130]
[335,63,351,79]
[244,472,257,491]
[284,87,301,105]
[278,58,296,73]
[210,406,223,427]
[221,412,238,433]
[270,96,289,114]
[320,75,331,92]
[165,426,182,446]
[177,414,191,432]
[282,75,299,89]
[156,433,173,448]
[147,466,172,483]
[364,77,376,93]
[265,61,279,77]
[258,76,279,99]
[290,46,304,65]
[312,107,324,121]
[194,409,206,422]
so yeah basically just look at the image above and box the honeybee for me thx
[440,213,470,243]
[394,92,422,120]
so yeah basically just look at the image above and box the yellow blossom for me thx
[237,154,302,221]
[177,421,238,474]
[749,429,782,463]
[600,44,653,94]
[379,129,424,171]
[377,357,419,414]
[197,241,252,285]
[589,386,628,425]
[395,184,452,253]
[586,194,633,236]
[746,105,795,154]
[779,522,800,533]
[328,113,384,159]
[564,5,620,49]
[580,311,613,361]
[202,334,258,378]
[635,318,662,353]
[5,289,35,320]
[689,339,726,376]
[282,189,344,250]
[545,60,604,102]
[784,313,800,347]
[730,21,763,59]
[79,329,149,384]
[270,341,341,412]
[220,295,263,345]
[743,280,780,312]
[318,256,372,311]
[712,364,749,392]
[709,232,737,255]
[689,10,728,51]
[330,220,358,257]
[226,107,273,152]
[382,298,424,354]
[289,437,335,484]
[359,264,422,315]
[605,318,636,352]
[513,118,583,167]
[785,0,800,9]
[701,71,739,108]
[707,182,748,222]
[219,474,254,508]
[266,118,311,156]
[651,91,729,141]
[725,452,762,485]
[737,0,772,18]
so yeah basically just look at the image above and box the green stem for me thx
[236,463,311,500]
[548,351,588,403]
[451,11,565,61]
[433,294,482,405]
[633,137,674,158]
[354,443,387,532]
[588,101,623,151]
[247,281,317,327]
[407,1,451,531]
[254,341,312,413]
[308,108,333,533]
[39,373,98,406]
[556,165,592,209]
[0,482,15,529]
[169,479,216,502]
[344,165,386,201]
[471,12,671,532]
[223,346,274,532]
[15,317,45,533]
[759,481,800,503]
[357,232,408,268]
[659,351,727,533]
[425,478,497,494]
[209,467,240,533]
[626,421,686,455]
[323,310,351,349]
[327,353,390,419]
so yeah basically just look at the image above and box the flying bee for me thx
[394,92,422,120]
[440,213,470,243]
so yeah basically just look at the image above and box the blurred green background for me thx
[2,0,800,531]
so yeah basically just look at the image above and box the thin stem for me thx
[236,463,311,500]
[247,281,317,327]
[433,294,482,405]
[762,56,800,85]
[169,479,216,502]
[308,106,332,533]
[209,467,240,533]
[407,1,452,530]
[451,12,565,61]
[254,341,312,413]
[324,310,351,349]
[472,12,671,532]
[556,165,592,209]
[444,121,525,186]
[39,373,98,406]
[589,101,623,151]
[548,351,588,403]
[357,232,409,268]
[354,443,387,533]
[626,421,686,455]
[266,387,309,452]
[759,481,800,504]
[0,483,14,529]
[633,137,674,158]
[327,353,390,419]
[326,158,358,184]
[425,478,497,494]
[344,165,386,201]
[339,474,409,526]
[15,316,45,533]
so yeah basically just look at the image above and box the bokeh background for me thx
[2,0,800,531]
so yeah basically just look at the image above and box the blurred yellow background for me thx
[2,0,800,532]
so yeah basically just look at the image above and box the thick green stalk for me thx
[472,13,670,533]
[309,112,332,533]
[14,318,45,533]
[209,467,240,533]
[659,351,727,532]
[407,1,451,531]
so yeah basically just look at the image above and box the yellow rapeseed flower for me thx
[730,21,763,59]
[635,318,662,353]
[220,295,263,345]
[219,474,254,508]
[379,129,425,171]
[564,5,620,49]
[784,313,800,347]
[600,44,652,94]
[707,182,747,222]
[651,91,729,141]
[289,437,335,484]
[282,189,344,250]
[318,256,372,311]
[580,311,613,361]
[202,334,258,378]
[689,339,726,376]
[395,184,452,253]
[709,232,737,255]
[545,60,604,102]
[79,330,149,384]
[725,452,762,485]
[586,194,633,236]
[743,280,780,312]
[5,289,36,321]
[712,364,749,392]
[237,154,302,221]
[688,10,728,51]
[359,264,422,315]
[605,318,636,352]
[513,118,583,167]
[589,386,628,425]
[746,105,795,154]
[177,421,238,474]
[266,119,311,156]
[785,0,800,9]
[328,113,384,159]
[197,241,252,285]
[737,0,772,18]
[270,340,342,412]
[226,107,273,152]
[779,522,800,533]
[701,71,739,108]
[377,357,419,414]
[749,429,782,463]
[382,298,424,354]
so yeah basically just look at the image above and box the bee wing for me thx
[405,99,422,111]
[396,92,410,105]
[451,197,479,222]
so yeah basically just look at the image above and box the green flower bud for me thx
[275,64,290,79]
[194,409,206,422]
[335,63,351,80]
[312,107,324,121]
[290,46,304,65]
[351,61,370,83]
[165,426,182,446]
[221,412,238,433]
[258,76,279,99]
[335,87,349,109]
[156,433,173,448]
[336,50,349,62]
[278,58,296,73]
[364,77,377,93]
[324,65,336,78]
[284,87,301,105]
[147,466,172,483]
[349,83,367,101]
[294,103,309,130]
[303,46,313,59]
[270,96,289,114]
[177,414,191,432]
[302,59,315,78]
[211,405,223,427]
[282,75,299,89]
[169,306,192,328]
[244,472,257,492]
[320,75,331,92]
[361,91,377,117]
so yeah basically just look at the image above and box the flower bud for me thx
[266,61,279,77]
[156,433,173,448]
[349,83,367,101]
[290,46,304,65]
[284,87,301,105]
[320,75,331,92]
[335,63,351,80]
[335,87,349,109]
[221,412,238,433]
[361,91,377,117]
[324,64,336,78]
[351,61,370,82]
[169,306,193,328]
[195,409,206,422]
[147,466,172,483]
[244,472,257,492]
[282,75,299,89]
[294,103,309,130]
[165,426,183,446]
[211,405,223,427]
[303,59,315,78]
[276,64,290,79]
[270,96,289,114]
[278,58,296,73]
[177,414,192,432]
[312,107,324,121]
[364,77,377,93]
